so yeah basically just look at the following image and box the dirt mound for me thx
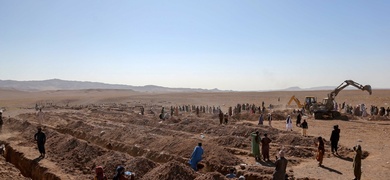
[194,172,227,180]
[142,161,197,180]
[275,134,315,147]
[203,146,243,174]
[283,146,314,159]
[127,157,157,178]
[211,136,248,148]
[270,110,290,120]
[232,113,259,121]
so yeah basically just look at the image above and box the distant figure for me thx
[140,106,144,115]
[225,168,236,178]
[330,125,340,155]
[296,113,302,127]
[315,136,325,166]
[273,150,288,180]
[224,113,229,124]
[175,107,179,116]
[258,113,264,125]
[37,108,45,125]
[228,106,233,116]
[251,131,261,161]
[353,144,362,180]
[94,166,108,180]
[261,133,272,161]
[34,127,46,158]
[0,111,3,127]
[189,143,204,171]
[219,110,224,125]
[387,107,390,116]
[286,115,292,131]
[268,113,272,127]
[301,120,308,137]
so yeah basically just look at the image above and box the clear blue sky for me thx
[1,1,389,91]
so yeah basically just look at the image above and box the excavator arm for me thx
[325,80,372,110]
[287,95,303,108]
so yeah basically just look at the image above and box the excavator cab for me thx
[304,96,317,110]
[305,96,317,104]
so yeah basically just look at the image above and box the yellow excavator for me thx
[287,95,317,110]
[311,80,372,119]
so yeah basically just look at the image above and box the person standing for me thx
[37,108,45,125]
[268,113,272,127]
[251,131,261,161]
[0,110,3,128]
[286,115,292,131]
[353,144,362,180]
[140,106,145,115]
[296,113,302,127]
[258,113,264,125]
[219,110,224,125]
[189,143,204,171]
[34,127,46,158]
[301,120,308,137]
[261,133,272,161]
[330,125,340,155]
[315,136,325,166]
[224,113,229,124]
[273,150,288,180]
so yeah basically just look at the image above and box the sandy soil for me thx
[0,89,388,180]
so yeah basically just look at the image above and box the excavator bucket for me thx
[363,85,372,95]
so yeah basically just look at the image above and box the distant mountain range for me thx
[0,79,369,92]
[0,79,224,92]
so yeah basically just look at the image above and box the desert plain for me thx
[0,89,389,180]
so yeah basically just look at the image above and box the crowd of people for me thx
[29,100,365,180]
[340,102,390,118]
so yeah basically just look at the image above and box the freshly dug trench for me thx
[2,142,61,180]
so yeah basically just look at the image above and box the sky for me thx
[0,1,389,91]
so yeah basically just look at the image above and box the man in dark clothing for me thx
[140,106,144,115]
[301,120,308,137]
[296,113,302,127]
[219,110,224,125]
[353,144,362,180]
[224,113,229,124]
[34,127,46,158]
[0,111,3,126]
[330,125,340,155]
[273,150,288,180]
[261,133,272,161]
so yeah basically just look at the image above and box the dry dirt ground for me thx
[0,89,389,180]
